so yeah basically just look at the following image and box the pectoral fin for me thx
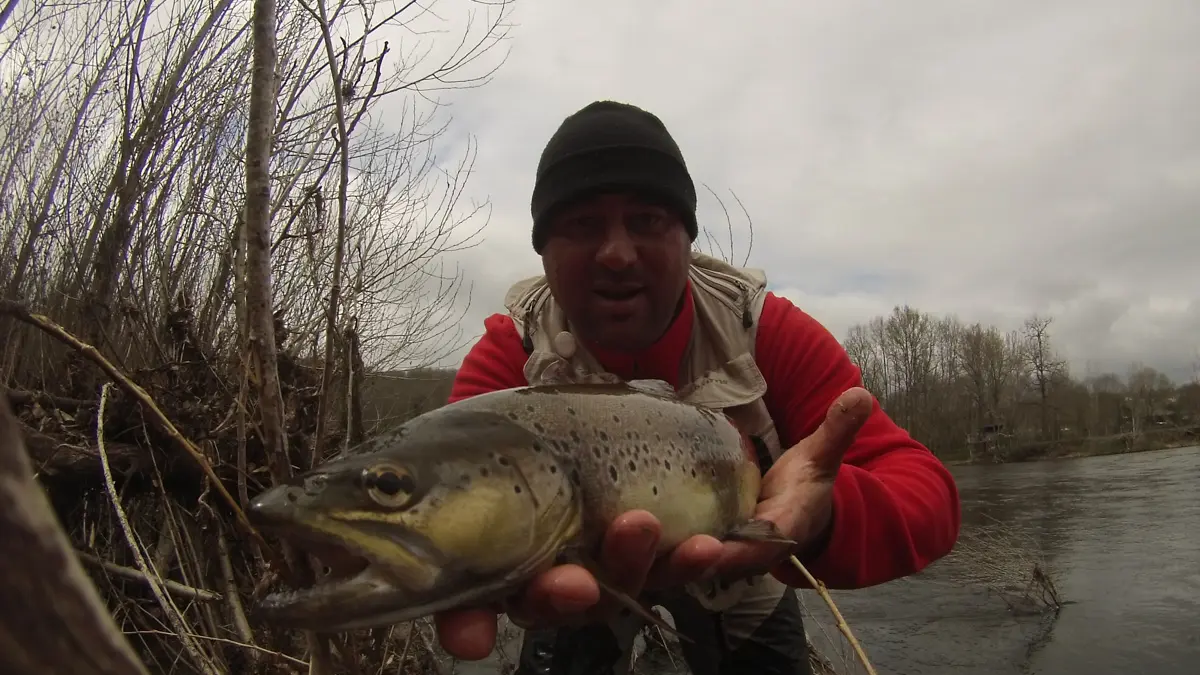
[725,518,797,545]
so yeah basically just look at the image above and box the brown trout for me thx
[0,400,152,675]
[247,379,793,636]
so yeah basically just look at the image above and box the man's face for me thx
[540,191,691,351]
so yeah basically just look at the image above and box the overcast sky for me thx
[403,0,1199,384]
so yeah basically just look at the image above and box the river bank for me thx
[943,426,1199,465]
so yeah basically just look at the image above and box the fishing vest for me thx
[503,252,786,613]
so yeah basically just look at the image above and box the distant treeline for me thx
[366,307,1200,465]
[842,305,1200,462]
[357,367,459,432]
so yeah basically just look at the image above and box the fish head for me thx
[247,407,581,632]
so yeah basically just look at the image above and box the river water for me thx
[804,444,1200,675]
[460,445,1200,675]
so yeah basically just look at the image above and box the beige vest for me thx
[503,252,786,612]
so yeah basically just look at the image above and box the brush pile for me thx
[4,301,470,674]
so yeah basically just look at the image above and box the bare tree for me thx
[0,0,515,671]
[1021,315,1068,441]
[1126,363,1173,433]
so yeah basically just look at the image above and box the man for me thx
[431,100,961,674]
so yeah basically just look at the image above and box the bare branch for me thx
[75,549,222,603]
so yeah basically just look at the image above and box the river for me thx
[804,444,1200,675]
[458,445,1200,675]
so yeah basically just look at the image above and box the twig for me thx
[413,620,445,675]
[75,550,222,602]
[653,624,678,670]
[123,629,310,668]
[0,302,279,565]
[795,591,856,673]
[216,524,259,662]
[789,555,878,675]
[96,383,221,674]
[396,623,416,675]
[5,389,95,411]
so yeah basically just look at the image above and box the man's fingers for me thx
[710,539,789,581]
[434,608,499,661]
[645,533,723,589]
[597,510,661,594]
[514,563,601,623]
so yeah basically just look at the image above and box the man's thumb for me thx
[798,388,874,477]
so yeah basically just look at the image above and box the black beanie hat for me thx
[530,100,698,252]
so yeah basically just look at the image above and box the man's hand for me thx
[433,510,725,661]
[703,387,874,584]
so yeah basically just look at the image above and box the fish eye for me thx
[363,464,416,507]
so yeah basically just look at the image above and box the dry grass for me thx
[634,624,842,675]
[946,515,1064,616]
[4,300,467,673]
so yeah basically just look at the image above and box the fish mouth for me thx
[275,528,374,586]
[253,523,448,632]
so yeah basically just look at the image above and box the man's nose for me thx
[595,221,637,270]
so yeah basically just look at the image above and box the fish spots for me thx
[533,422,546,433]
[549,465,558,475]
[507,412,519,421]
[664,460,672,471]
[598,430,609,442]
[652,485,658,496]
[570,468,581,486]
[526,405,536,413]
[480,467,490,477]
[496,456,511,467]
[627,459,636,473]
[514,484,522,494]
[567,407,578,416]
[570,430,582,443]
[593,446,602,459]
[612,414,621,423]
[609,465,618,483]
[690,468,697,478]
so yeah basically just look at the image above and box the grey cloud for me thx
[404,0,1199,384]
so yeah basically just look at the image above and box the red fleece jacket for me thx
[448,289,961,590]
